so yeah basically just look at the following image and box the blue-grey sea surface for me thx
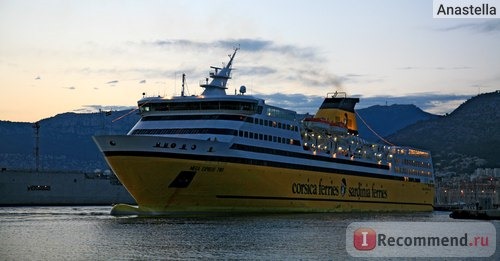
[0,207,498,260]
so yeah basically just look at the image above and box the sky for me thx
[1,0,499,122]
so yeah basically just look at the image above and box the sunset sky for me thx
[1,0,499,122]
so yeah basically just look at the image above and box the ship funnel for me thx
[314,92,359,134]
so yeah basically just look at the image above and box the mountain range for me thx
[0,110,139,171]
[356,104,438,142]
[1,91,498,174]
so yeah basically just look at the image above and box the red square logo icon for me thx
[353,227,376,251]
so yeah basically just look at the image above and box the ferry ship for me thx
[93,48,435,215]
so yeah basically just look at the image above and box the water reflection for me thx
[0,207,496,260]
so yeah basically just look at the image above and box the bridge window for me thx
[265,106,296,120]
[140,101,258,113]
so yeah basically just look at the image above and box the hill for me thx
[356,104,438,142]
[0,110,140,171]
[387,91,500,174]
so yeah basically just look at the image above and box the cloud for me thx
[137,38,352,93]
[438,20,500,33]
[398,66,419,70]
[257,93,324,114]
[74,105,135,113]
[289,70,345,88]
[71,39,375,96]
[424,99,467,115]
[71,38,344,92]
[398,66,472,71]
[75,67,198,81]
[63,86,76,90]
[234,38,319,61]
[35,76,41,80]
[280,69,377,89]
[150,38,274,53]
[434,66,472,70]
[144,38,320,61]
[239,66,276,76]
[355,93,472,115]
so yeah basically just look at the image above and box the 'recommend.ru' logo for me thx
[353,228,377,250]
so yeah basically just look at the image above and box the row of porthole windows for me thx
[238,130,301,146]
[394,158,432,169]
[394,166,432,177]
[245,116,299,132]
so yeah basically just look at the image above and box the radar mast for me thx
[200,47,239,96]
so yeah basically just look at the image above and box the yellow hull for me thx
[105,155,434,215]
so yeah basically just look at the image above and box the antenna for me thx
[181,73,186,97]
[33,121,40,172]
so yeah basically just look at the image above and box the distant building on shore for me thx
[436,168,499,209]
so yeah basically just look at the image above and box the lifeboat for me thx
[303,117,348,135]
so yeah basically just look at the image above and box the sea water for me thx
[0,207,498,260]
